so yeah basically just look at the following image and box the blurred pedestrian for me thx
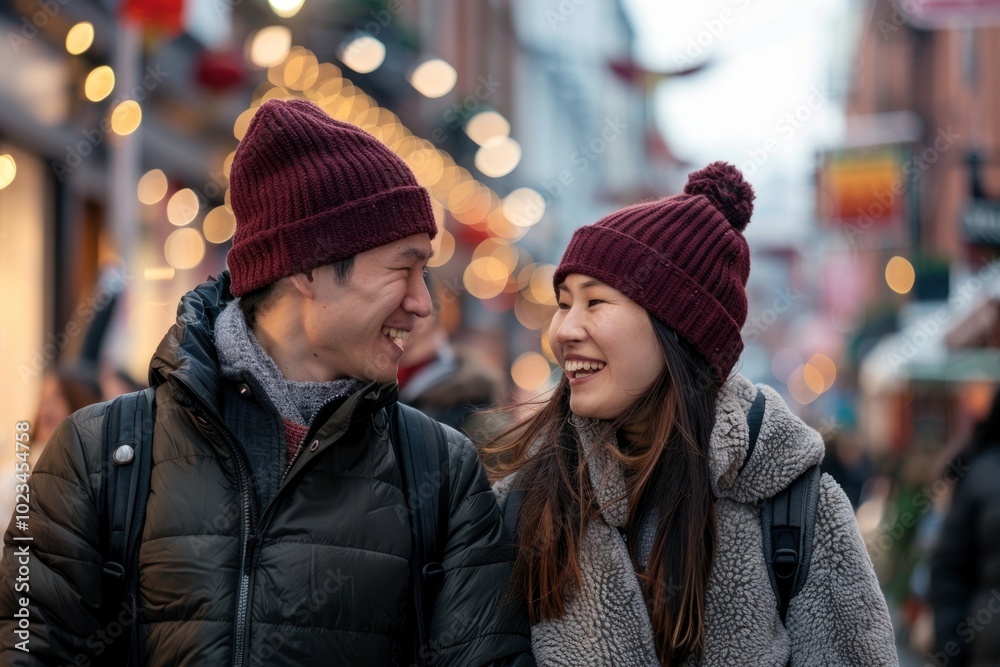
[821,429,873,510]
[30,366,102,452]
[929,387,1000,667]
[1,99,532,666]
[489,162,897,666]
[398,276,504,441]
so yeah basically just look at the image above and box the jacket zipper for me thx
[192,406,259,667]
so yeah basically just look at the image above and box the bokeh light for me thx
[464,257,509,300]
[0,155,16,190]
[66,22,95,56]
[137,169,168,205]
[886,256,915,294]
[249,26,292,68]
[465,111,510,146]
[166,189,200,226]
[165,228,206,270]
[502,188,545,227]
[511,352,552,392]
[787,365,820,405]
[84,66,115,102]
[475,138,521,178]
[339,36,385,74]
[807,353,837,392]
[268,0,304,18]
[428,228,455,268]
[144,267,175,281]
[409,59,457,98]
[771,347,803,384]
[203,206,237,243]
[110,100,141,135]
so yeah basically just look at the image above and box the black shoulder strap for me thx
[501,488,525,541]
[763,463,822,624]
[392,403,451,667]
[740,389,766,475]
[100,386,156,666]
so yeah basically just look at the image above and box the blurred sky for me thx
[623,0,861,243]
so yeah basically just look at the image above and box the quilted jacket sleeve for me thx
[0,405,109,665]
[787,474,899,666]
[426,429,535,667]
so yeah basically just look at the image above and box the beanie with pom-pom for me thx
[553,161,755,384]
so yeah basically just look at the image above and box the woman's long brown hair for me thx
[484,318,720,665]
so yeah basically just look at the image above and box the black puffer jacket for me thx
[930,447,1000,667]
[0,274,533,666]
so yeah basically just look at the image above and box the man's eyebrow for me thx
[394,246,434,262]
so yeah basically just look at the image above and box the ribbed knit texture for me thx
[554,162,755,385]
[227,99,438,296]
[282,419,310,463]
[214,300,361,501]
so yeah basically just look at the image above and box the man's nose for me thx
[406,273,433,318]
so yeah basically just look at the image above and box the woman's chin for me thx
[569,398,621,422]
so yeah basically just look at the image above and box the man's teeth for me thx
[382,327,409,341]
[564,360,605,377]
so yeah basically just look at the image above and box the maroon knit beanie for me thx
[553,161,755,385]
[227,99,438,296]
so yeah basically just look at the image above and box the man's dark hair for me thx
[239,256,355,327]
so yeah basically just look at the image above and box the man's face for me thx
[303,233,434,383]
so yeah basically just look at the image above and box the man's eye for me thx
[588,300,604,307]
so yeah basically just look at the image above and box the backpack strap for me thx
[740,388,766,476]
[392,403,451,667]
[99,386,156,666]
[501,488,526,541]
[762,463,822,624]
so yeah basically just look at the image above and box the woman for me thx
[489,162,897,666]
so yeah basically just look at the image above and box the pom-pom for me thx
[683,161,755,232]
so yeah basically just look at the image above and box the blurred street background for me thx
[2,0,1000,663]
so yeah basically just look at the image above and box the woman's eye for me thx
[557,302,569,310]
[588,300,604,307]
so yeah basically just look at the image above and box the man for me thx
[1,99,533,665]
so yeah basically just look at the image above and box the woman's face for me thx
[549,274,665,421]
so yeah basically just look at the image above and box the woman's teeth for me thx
[564,360,606,378]
[382,327,409,345]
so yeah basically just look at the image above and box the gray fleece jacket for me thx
[494,374,898,666]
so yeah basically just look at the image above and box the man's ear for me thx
[288,270,317,299]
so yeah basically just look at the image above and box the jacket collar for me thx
[148,271,399,428]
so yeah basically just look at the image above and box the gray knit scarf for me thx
[523,415,661,666]
[214,300,361,442]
